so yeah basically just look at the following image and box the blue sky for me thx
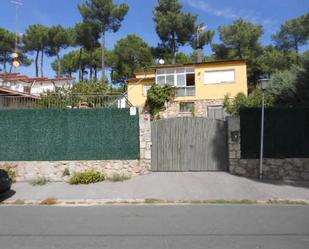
[0,0,308,78]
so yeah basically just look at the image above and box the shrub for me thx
[69,170,105,185]
[30,177,49,186]
[62,168,70,177]
[108,174,131,182]
[1,164,17,183]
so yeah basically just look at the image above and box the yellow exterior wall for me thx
[127,61,247,107]
[127,79,154,107]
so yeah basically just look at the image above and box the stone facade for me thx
[159,99,224,119]
[0,113,152,182]
[227,116,309,181]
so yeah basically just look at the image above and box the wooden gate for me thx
[151,117,228,171]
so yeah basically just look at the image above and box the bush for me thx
[69,170,105,185]
[1,165,17,183]
[30,177,49,186]
[108,174,131,182]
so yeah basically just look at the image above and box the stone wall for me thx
[0,113,152,182]
[159,99,224,119]
[227,116,309,181]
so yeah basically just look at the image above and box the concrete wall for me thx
[0,113,152,182]
[227,116,309,181]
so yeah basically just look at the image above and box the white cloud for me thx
[184,0,276,31]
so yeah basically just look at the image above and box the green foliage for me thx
[153,0,197,63]
[213,18,264,85]
[69,170,105,185]
[23,24,49,77]
[224,90,273,115]
[46,25,73,77]
[30,177,49,186]
[112,35,154,83]
[1,164,17,183]
[79,0,129,78]
[145,84,176,117]
[63,168,70,177]
[272,13,309,60]
[108,173,130,182]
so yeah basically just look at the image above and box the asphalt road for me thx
[0,205,308,249]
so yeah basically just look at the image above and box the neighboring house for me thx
[0,73,75,96]
[0,87,40,109]
[127,59,248,119]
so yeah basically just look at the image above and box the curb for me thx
[1,198,309,206]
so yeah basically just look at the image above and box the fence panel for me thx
[240,108,309,159]
[0,108,139,161]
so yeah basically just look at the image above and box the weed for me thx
[1,164,17,183]
[30,177,49,186]
[108,174,131,182]
[62,168,70,177]
[144,198,165,204]
[14,199,25,205]
[40,197,58,205]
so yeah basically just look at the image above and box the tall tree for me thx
[74,22,101,82]
[51,50,79,77]
[153,0,197,64]
[46,25,73,77]
[272,14,309,64]
[112,35,154,83]
[78,0,129,80]
[213,18,264,85]
[0,28,15,72]
[23,24,49,77]
[190,24,215,62]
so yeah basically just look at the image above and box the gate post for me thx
[139,113,151,172]
[227,116,241,174]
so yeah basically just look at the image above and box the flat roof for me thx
[0,87,40,99]
[152,59,246,69]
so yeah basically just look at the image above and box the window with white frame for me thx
[156,67,195,87]
[204,69,235,84]
[143,86,152,97]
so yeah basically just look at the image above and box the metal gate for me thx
[151,117,228,171]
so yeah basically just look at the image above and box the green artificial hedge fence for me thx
[240,108,309,159]
[0,108,140,161]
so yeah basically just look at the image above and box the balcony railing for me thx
[176,86,196,97]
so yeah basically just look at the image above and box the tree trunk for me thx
[35,50,39,77]
[172,34,177,64]
[40,48,44,77]
[4,60,7,72]
[81,67,84,81]
[89,50,93,83]
[94,67,97,81]
[57,52,61,78]
[295,44,299,65]
[101,30,106,81]
[78,48,83,82]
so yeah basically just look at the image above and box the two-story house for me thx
[127,59,248,119]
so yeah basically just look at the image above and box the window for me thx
[156,67,196,96]
[143,86,151,97]
[180,102,195,113]
[204,69,235,84]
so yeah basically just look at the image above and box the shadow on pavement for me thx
[0,190,16,203]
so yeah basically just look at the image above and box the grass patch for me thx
[144,198,166,204]
[267,199,308,205]
[40,197,58,205]
[69,170,105,185]
[30,177,49,186]
[108,174,131,182]
[13,199,25,205]
[205,199,258,205]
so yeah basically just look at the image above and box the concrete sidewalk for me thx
[2,172,309,202]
